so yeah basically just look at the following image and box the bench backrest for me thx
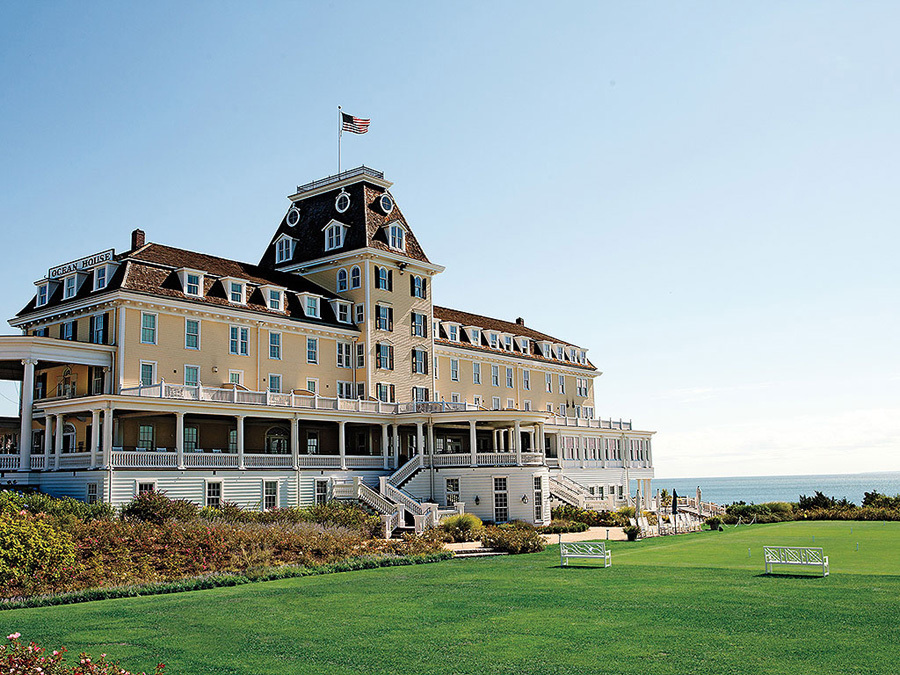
[561,541,607,557]
[764,546,825,564]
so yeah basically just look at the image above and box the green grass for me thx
[7,521,900,674]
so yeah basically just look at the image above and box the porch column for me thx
[102,407,113,468]
[514,420,522,466]
[43,415,53,468]
[492,429,498,450]
[415,422,424,457]
[103,367,112,394]
[391,424,400,469]
[175,411,185,470]
[18,359,37,470]
[338,421,347,470]
[89,409,101,468]
[381,424,389,470]
[499,428,505,451]
[580,435,586,469]
[469,420,477,467]
[236,415,245,470]
[427,423,435,457]
[537,423,545,456]
[53,413,64,470]
[599,435,606,468]
[291,416,300,470]
[528,426,536,454]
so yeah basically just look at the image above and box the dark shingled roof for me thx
[258,180,430,269]
[433,305,596,371]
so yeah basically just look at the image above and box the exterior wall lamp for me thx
[474,495,480,505]
[521,494,528,504]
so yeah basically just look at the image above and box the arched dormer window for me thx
[265,427,289,454]
[324,222,346,251]
[350,265,361,289]
[337,269,348,292]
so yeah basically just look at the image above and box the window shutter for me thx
[411,350,416,375]
[88,315,95,339]
[387,270,393,292]
[389,384,395,403]
[102,313,109,343]
[423,319,428,339]
[410,275,415,297]
[374,266,381,287]
[389,346,394,370]
[388,307,393,331]
[59,323,66,339]
[422,278,428,300]
[424,353,429,375]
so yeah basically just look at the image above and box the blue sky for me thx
[1,2,897,478]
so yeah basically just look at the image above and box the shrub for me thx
[479,525,545,554]
[705,516,722,529]
[121,491,199,524]
[439,513,483,542]
[303,501,382,537]
[862,491,900,509]
[0,633,164,674]
[539,519,589,534]
[551,505,627,527]
[0,490,115,523]
[797,491,854,511]
[617,506,635,519]
[0,512,76,587]
[623,525,640,541]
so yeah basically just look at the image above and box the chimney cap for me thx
[515,317,525,326]
[131,229,146,250]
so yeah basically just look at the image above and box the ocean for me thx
[651,471,900,507]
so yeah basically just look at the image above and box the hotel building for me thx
[0,166,654,531]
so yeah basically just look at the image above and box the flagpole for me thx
[337,106,342,174]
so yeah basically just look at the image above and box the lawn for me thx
[6,521,900,674]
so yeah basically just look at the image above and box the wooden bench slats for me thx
[560,541,611,568]
[763,546,829,577]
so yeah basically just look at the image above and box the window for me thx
[91,366,104,394]
[138,482,156,496]
[473,362,481,385]
[493,477,509,523]
[375,266,393,291]
[376,383,396,402]
[376,305,393,331]
[450,359,459,381]
[337,381,354,399]
[470,328,481,345]
[506,367,514,388]
[206,482,222,508]
[324,223,344,251]
[506,398,515,409]
[94,266,107,291]
[559,403,567,416]
[558,375,566,394]
[556,346,564,360]
[227,429,237,452]
[229,326,249,356]
[355,303,365,323]
[585,406,594,419]
[64,275,77,299]
[268,289,282,311]
[137,425,154,450]
[184,426,198,452]
[37,284,48,306]
[337,303,350,323]
[473,395,482,407]
[229,370,243,385]
[410,275,427,299]
[350,266,361,289]
[389,224,405,251]
[489,333,498,349]
[337,341,352,368]
[230,281,245,303]
[446,478,460,505]
[545,373,552,393]
[357,382,366,400]
[276,236,294,263]
[268,374,282,393]
[185,319,200,349]
[307,431,319,454]
[90,314,107,344]
[337,269,348,292]
[184,365,199,387]
[185,273,201,296]
[307,337,318,364]
[263,481,278,510]
[451,393,460,403]
[60,320,75,341]
[546,403,553,413]
[266,427,289,453]
[577,377,588,397]
[141,313,157,344]
[523,370,530,390]
[533,476,543,522]
[86,483,98,504]
[412,386,429,402]
[34,327,48,338]
[140,362,156,387]
[504,336,512,351]
[412,348,428,375]
[448,325,459,342]
[356,343,365,368]
[377,343,394,370]
[411,312,428,337]
[314,478,328,505]
[492,396,501,410]
[523,400,531,411]
[306,378,317,394]
[433,357,439,379]
[269,331,281,359]
[305,296,320,318]
[491,365,499,387]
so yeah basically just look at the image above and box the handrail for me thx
[357,482,397,515]
[295,166,384,194]
[388,454,423,486]
[382,482,428,516]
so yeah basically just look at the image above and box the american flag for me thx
[341,112,370,134]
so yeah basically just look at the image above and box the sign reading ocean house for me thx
[0,166,654,532]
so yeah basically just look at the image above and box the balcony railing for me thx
[0,455,19,470]
[424,452,544,468]
[294,165,384,195]
[547,415,632,430]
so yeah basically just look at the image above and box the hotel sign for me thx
[48,249,115,279]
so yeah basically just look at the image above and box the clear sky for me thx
[1,2,897,479]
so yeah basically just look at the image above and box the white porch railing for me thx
[547,415,632,430]
[389,455,423,486]
[183,452,239,468]
[58,452,92,469]
[30,455,45,470]
[111,450,177,468]
[382,480,429,517]
[243,454,292,469]
[0,455,19,470]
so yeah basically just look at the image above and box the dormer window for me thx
[489,332,498,349]
[261,286,285,311]
[301,295,320,318]
[185,273,201,296]
[448,325,459,342]
[324,221,346,251]
[389,224,405,251]
[275,235,295,264]
[36,284,48,307]
[518,337,529,352]
[503,335,513,351]
[464,326,480,345]
[555,345,563,360]
[229,281,245,304]
[63,275,77,299]
[268,290,282,310]
[330,300,352,324]
[94,266,107,291]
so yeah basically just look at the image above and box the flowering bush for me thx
[551,505,627,527]
[439,513,484,542]
[0,511,76,587]
[0,633,164,674]
[479,525,545,554]
[0,490,115,523]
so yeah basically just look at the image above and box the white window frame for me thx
[275,235,294,263]
[492,396,501,410]
[336,380,354,399]
[36,284,49,307]
[206,480,224,508]
[324,222,346,251]
[336,341,352,369]
[229,325,250,356]
[269,331,282,360]
[473,362,481,385]
[139,360,157,387]
[305,296,320,318]
[350,265,361,289]
[185,318,200,350]
[228,370,243,385]
[140,312,157,345]
[493,476,509,523]
[185,272,202,297]
[506,367,514,388]
[355,303,365,324]
[184,364,200,387]
[63,274,77,299]
[229,281,246,304]
[523,370,530,390]
[268,373,282,393]
[450,358,459,382]
[94,266,108,291]
[388,224,406,251]
[263,480,279,510]
[307,337,318,364]
[559,375,566,395]
[306,378,318,394]
[491,365,500,387]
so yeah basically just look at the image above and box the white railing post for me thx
[469,420,477,467]
[338,421,347,470]
[159,378,165,398]
[237,415,245,470]
[89,409,100,469]
[381,424,389,470]
[175,411,185,470]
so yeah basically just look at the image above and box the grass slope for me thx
[7,521,900,674]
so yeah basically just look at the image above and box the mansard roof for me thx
[17,242,355,331]
[258,171,430,269]
[433,305,597,371]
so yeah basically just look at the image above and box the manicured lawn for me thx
[7,521,900,674]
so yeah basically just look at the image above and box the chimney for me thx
[131,229,146,250]
[516,317,525,326]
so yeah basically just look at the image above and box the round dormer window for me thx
[335,191,351,213]
[379,193,394,215]
[286,207,301,227]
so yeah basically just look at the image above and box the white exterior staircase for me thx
[549,473,612,511]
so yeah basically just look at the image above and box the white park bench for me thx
[560,541,612,567]
[764,546,829,577]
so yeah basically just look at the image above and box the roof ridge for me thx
[432,304,574,346]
